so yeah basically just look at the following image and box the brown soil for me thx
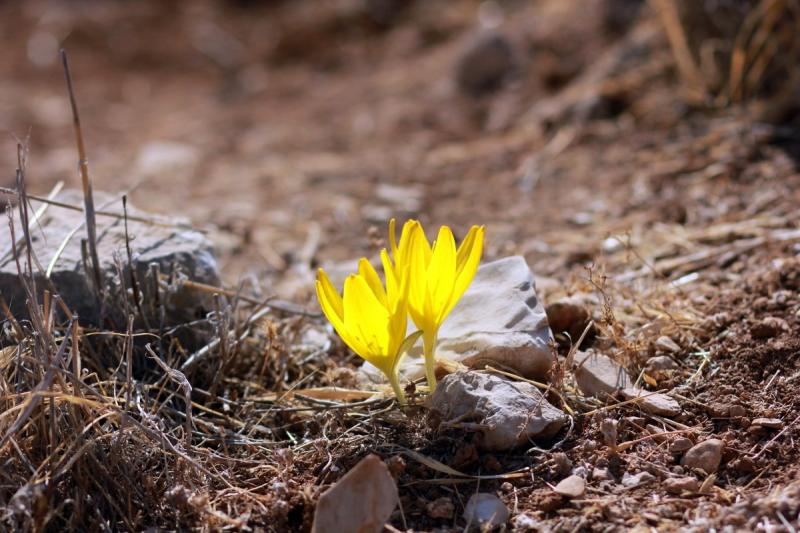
[2,0,800,531]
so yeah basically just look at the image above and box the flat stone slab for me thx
[362,256,556,384]
[427,371,568,451]
[0,189,219,326]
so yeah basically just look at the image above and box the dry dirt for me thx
[1,0,800,531]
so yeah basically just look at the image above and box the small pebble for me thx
[654,336,681,354]
[681,439,724,474]
[751,417,783,429]
[553,475,585,498]
[664,476,700,494]
[670,437,694,453]
[751,316,789,339]
[729,405,747,418]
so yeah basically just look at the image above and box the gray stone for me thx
[427,372,567,451]
[620,388,681,417]
[456,31,516,96]
[311,454,398,533]
[553,475,585,498]
[0,189,219,327]
[681,439,724,474]
[574,351,630,398]
[364,256,556,384]
[463,493,509,528]
[621,471,656,488]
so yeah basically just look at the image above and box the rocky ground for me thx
[1,0,800,531]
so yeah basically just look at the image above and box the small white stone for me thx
[554,475,585,498]
[463,493,509,528]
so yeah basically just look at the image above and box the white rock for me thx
[427,372,567,451]
[463,493,509,528]
[311,455,398,533]
[0,189,219,328]
[366,257,555,383]
[574,351,630,398]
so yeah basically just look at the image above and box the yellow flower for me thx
[384,219,484,390]
[316,258,420,403]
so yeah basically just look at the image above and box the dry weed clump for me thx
[0,171,374,530]
[651,0,800,117]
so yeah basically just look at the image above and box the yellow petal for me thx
[427,226,457,322]
[396,219,424,270]
[344,275,391,359]
[358,258,388,307]
[456,225,480,270]
[406,225,431,328]
[445,225,484,318]
[316,268,343,319]
[316,280,369,359]
[387,264,411,355]
[388,218,399,260]
[380,248,398,304]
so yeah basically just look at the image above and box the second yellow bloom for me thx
[384,219,484,390]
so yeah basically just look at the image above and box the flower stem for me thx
[389,375,406,405]
[423,329,438,392]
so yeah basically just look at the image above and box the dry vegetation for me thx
[2,0,800,531]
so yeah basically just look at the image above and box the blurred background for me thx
[2,0,799,300]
